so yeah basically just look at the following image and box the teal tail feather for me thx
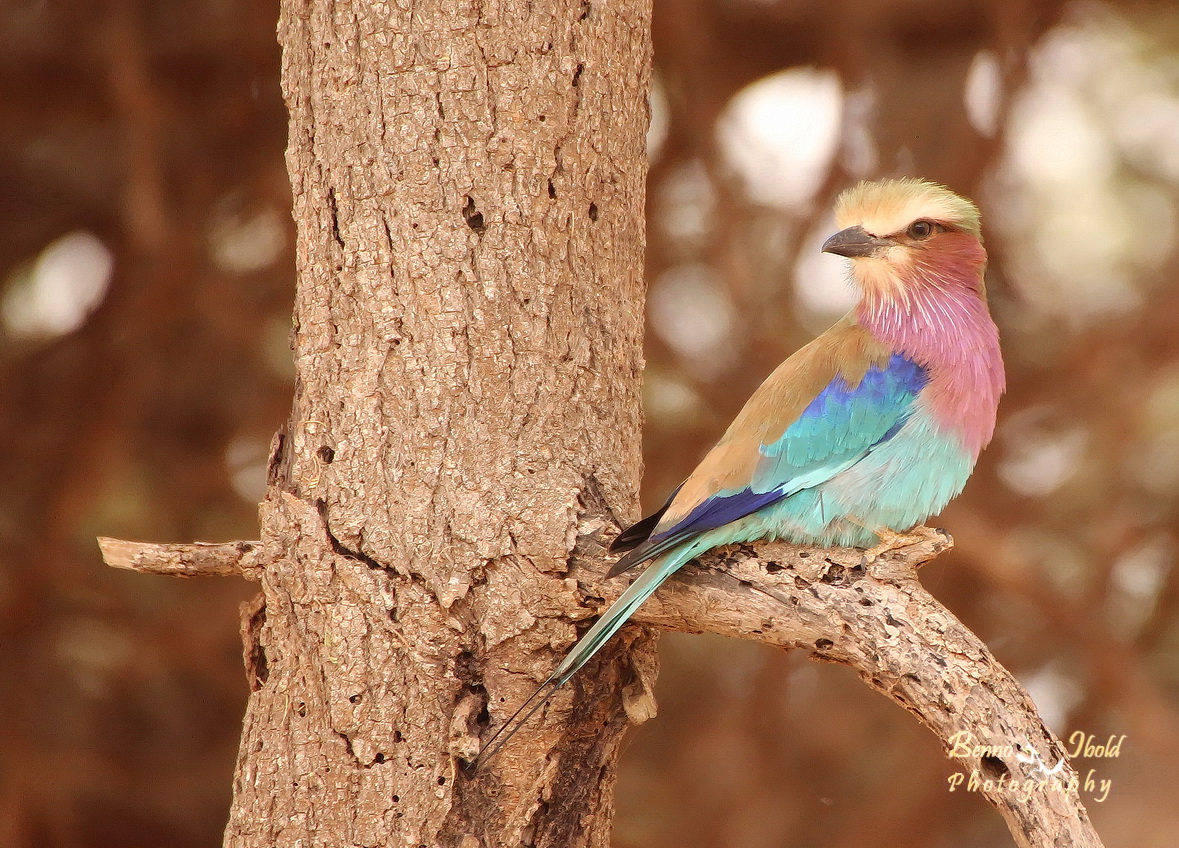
[473,547,694,768]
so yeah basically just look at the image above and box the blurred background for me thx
[2,0,1178,846]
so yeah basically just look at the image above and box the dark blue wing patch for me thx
[647,487,786,546]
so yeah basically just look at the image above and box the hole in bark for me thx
[588,202,599,221]
[538,114,546,122]
[981,755,1010,780]
[765,561,784,573]
[374,753,385,764]
[268,432,285,477]
[821,564,846,583]
[462,196,486,234]
[318,445,335,463]
[572,62,585,87]
[437,776,446,786]
[455,651,480,685]
[326,189,344,248]
[247,642,268,690]
[798,551,810,558]
[394,730,403,743]
[548,180,556,199]
[814,638,834,651]
[349,693,361,703]
[859,598,874,606]
[295,702,307,718]
[392,795,400,803]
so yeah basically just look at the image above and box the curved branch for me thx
[579,531,1102,848]
[98,523,1102,847]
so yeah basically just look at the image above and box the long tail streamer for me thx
[473,548,692,768]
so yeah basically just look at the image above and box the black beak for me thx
[822,225,893,259]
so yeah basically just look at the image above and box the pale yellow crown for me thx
[834,178,981,238]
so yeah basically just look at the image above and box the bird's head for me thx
[823,178,986,303]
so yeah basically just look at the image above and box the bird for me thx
[475,177,1005,766]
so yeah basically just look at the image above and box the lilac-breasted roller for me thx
[478,178,1005,764]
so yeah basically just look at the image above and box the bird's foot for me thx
[862,525,943,563]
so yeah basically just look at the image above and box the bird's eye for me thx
[907,220,937,240]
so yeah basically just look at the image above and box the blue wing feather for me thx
[639,354,927,556]
[752,353,926,494]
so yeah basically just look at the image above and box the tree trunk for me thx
[222,1,653,845]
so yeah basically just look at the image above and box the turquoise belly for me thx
[695,409,973,550]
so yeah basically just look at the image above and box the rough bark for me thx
[219,1,652,846]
